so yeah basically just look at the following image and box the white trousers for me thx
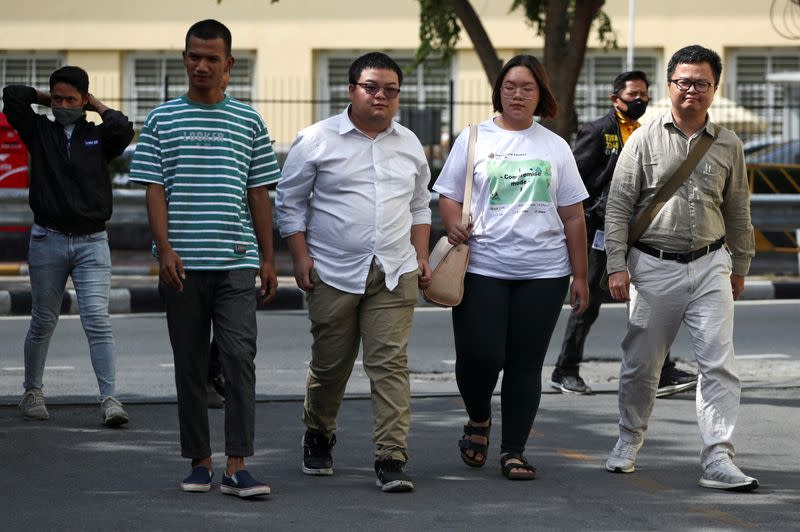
[617,246,741,468]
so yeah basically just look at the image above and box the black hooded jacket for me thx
[572,109,623,227]
[2,85,134,234]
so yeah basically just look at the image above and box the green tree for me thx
[417,0,616,139]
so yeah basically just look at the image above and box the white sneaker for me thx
[605,438,641,473]
[699,455,759,491]
[101,396,129,427]
[19,388,49,420]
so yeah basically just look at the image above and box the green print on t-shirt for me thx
[487,159,552,206]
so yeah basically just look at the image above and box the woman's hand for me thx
[446,221,472,246]
[440,196,472,245]
[570,277,590,315]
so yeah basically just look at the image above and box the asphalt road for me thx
[1,392,798,531]
[0,300,798,401]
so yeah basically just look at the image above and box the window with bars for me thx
[575,53,659,123]
[0,55,64,112]
[128,54,254,125]
[734,52,800,137]
[318,53,451,139]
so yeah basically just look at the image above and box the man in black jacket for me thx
[3,66,134,425]
[549,71,697,397]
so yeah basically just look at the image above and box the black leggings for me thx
[453,272,569,454]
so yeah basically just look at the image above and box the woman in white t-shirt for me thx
[433,54,589,480]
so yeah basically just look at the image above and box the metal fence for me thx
[89,82,800,175]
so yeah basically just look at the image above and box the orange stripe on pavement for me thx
[557,448,591,461]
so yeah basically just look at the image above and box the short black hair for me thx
[49,66,89,95]
[348,52,403,86]
[186,19,232,57]
[613,71,649,94]
[491,54,557,119]
[667,45,722,85]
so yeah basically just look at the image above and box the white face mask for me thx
[52,107,84,126]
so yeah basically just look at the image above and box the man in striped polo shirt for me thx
[130,19,280,498]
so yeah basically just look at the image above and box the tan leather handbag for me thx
[423,124,478,307]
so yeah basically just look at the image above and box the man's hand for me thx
[258,260,278,303]
[34,90,52,107]
[608,271,631,302]
[293,253,315,292]
[730,273,745,301]
[570,277,590,315]
[158,247,185,292]
[84,93,109,115]
[417,257,432,290]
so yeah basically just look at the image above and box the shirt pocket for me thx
[693,168,725,206]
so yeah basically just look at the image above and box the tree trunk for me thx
[542,0,604,141]
[450,0,503,85]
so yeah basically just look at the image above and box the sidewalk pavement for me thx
[2,391,798,531]
[1,259,799,315]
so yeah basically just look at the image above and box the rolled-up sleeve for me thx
[275,131,318,238]
[722,142,755,275]
[410,157,432,225]
[604,139,642,273]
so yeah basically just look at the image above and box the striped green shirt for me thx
[130,95,280,270]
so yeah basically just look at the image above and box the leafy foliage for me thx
[416,0,462,66]
[416,0,617,65]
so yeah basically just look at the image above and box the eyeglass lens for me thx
[357,83,400,99]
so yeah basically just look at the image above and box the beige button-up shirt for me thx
[604,113,755,276]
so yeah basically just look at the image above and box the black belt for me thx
[633,238,725,264]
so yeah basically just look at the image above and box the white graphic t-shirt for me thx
[434,118,588,279]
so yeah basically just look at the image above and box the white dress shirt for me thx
[276,108,432,294]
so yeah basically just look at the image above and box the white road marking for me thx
[442,360,456,365]
[159,363,174,368]
[736,354,791,360]
[3,365,74,371]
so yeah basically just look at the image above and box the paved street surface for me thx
[1,297,798,530]
[1,391,799,530]
[1,301,798,401]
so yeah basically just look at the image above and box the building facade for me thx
[1,0,798,151]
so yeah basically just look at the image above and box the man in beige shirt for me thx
[603,45,757,491]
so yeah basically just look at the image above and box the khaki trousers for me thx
[618,246,740,468]
[304,262,418,462]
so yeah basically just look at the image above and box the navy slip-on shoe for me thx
[220,470,270,498]
[181,466,213,492]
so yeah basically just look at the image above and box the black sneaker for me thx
[657,366,697,398]
[374,458,414,492]
[550,374,593,394]
[302,430,336,476]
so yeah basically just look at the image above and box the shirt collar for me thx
[338,105,396,138]
[661,111,719,139]
[614,109,640,127]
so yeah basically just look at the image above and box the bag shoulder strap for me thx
[627,131,714,246]
[461,124,478,226]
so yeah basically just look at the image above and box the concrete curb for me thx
[0,286,307,315]
[0,276,797,316]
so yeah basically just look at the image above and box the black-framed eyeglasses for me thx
[355,83,401,99]
[669,78,715,93]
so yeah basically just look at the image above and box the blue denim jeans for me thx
[24,223,115,400]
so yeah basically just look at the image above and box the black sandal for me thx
[500,452,536,480]
[458,421,491,468]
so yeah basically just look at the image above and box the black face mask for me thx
[618,98,648,120]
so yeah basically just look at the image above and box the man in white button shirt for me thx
[276,52,432,492]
